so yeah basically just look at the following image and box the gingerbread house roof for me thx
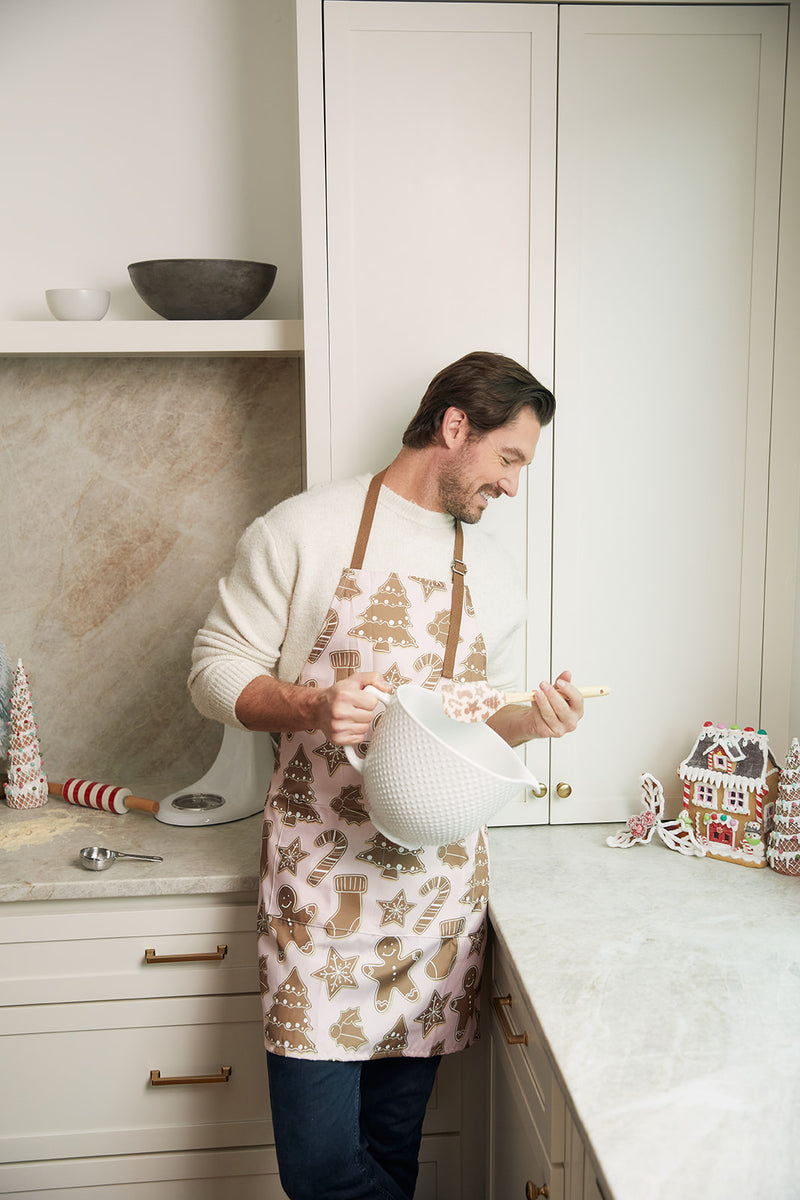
[678,724,777,793]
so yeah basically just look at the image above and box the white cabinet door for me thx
[548,4,787,821]
[301,1,788,826]
[317,0,558,804]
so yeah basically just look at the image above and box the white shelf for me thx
[0,319,303,357]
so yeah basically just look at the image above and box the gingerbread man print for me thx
[449,965,480,1041]
[268,884,318,962]
[362,936,422,1012]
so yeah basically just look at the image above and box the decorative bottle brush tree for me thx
[3,659,48,810]
[767,738,800,875]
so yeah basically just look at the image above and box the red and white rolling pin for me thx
[48,778,159,815]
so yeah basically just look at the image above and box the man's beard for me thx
[437,461,494,524]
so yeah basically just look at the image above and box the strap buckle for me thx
[451,558,467,577]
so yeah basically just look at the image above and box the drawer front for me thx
[0,1147,287,1200]
[491,946,566,1163]
[1,903,259,1004]
[0,995,271,1163]
[0,1135,461,1200]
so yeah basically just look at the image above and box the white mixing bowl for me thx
[345,685,540,848]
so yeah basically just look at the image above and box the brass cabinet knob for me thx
[555,782,572,799]
[526,1184,549,1199]
[530,782,548,799]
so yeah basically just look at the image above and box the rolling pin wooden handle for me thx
[124,795,160,814]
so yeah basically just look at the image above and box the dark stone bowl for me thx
[127,258,277,320]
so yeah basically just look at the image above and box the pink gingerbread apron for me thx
[258,471,490,1060]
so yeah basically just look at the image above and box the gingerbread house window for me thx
[694,783,716,809]
[722,787,748,814]
[710,751,732,772]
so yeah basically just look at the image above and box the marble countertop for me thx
[0,798,262,902]
[489,824,800,1200]
[4,801,799,1200]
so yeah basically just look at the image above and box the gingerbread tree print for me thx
[357,832,425,879]
[348,572,417,653]
[371,1016,408,1058]
[265,967,317,1055]
[454,634,487,682]
[271,745,322,827]
[459,830,489,911]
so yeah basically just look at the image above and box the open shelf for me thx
[0,319,303,357]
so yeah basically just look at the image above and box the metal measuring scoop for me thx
[79,846,164,871]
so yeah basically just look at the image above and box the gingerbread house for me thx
[677,723,779,868]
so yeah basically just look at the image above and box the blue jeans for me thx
[266,1051,442,1200]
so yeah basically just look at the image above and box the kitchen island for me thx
[2,802,799,1198]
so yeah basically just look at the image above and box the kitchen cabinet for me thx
[489,938,606,1200]
[296,0,791,824]
[0,892,475,1199]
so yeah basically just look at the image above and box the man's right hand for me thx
[313,673,392,745]
[235,671,391,745]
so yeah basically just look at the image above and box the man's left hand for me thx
[486,670,584,747]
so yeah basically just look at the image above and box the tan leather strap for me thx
[350,469,388,570]
[349,469,466,679]
[442,520,465,680]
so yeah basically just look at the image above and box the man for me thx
[189,351,584,1200]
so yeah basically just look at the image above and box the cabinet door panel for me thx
[322,0,557,799]
[550,4,786,820]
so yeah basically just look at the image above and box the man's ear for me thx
[440,406,470,448]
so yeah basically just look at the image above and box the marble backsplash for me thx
[0,355,303,800]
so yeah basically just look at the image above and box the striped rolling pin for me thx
[49,778,159,815]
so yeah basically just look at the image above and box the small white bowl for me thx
[46,288,110,321]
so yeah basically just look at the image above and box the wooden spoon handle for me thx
[505,685,610,702]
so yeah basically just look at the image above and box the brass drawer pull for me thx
[150,1066,232,1086]
[144,944,228,964]
[492,994,528,1045]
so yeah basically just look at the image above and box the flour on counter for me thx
[0,804,85,850]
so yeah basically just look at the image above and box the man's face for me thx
[437,408,542,524]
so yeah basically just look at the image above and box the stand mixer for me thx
[156,723,275,827]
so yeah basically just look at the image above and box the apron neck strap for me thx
[442,520,465,680]
[350,469,467,680]
[350,469,387,570]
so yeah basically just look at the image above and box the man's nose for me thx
[498,469,521,498]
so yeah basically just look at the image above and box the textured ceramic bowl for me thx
[127,258,277,320]
[46,288,110,321]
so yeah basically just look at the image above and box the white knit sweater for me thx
[188,475,527,728]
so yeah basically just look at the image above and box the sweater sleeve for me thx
[188,515,297,727]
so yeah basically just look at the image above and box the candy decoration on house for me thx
[0,640,13,761]
[766,738,800,876]
[3,659,48,809]
[606,773,706,857]
[677,723,779,868]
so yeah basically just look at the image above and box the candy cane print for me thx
[413,876,451,934]
[306,829,348,887]
[412,652,443,691]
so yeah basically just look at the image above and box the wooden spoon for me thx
[439,679,609,722]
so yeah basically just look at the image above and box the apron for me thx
[258,471,490,1060]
